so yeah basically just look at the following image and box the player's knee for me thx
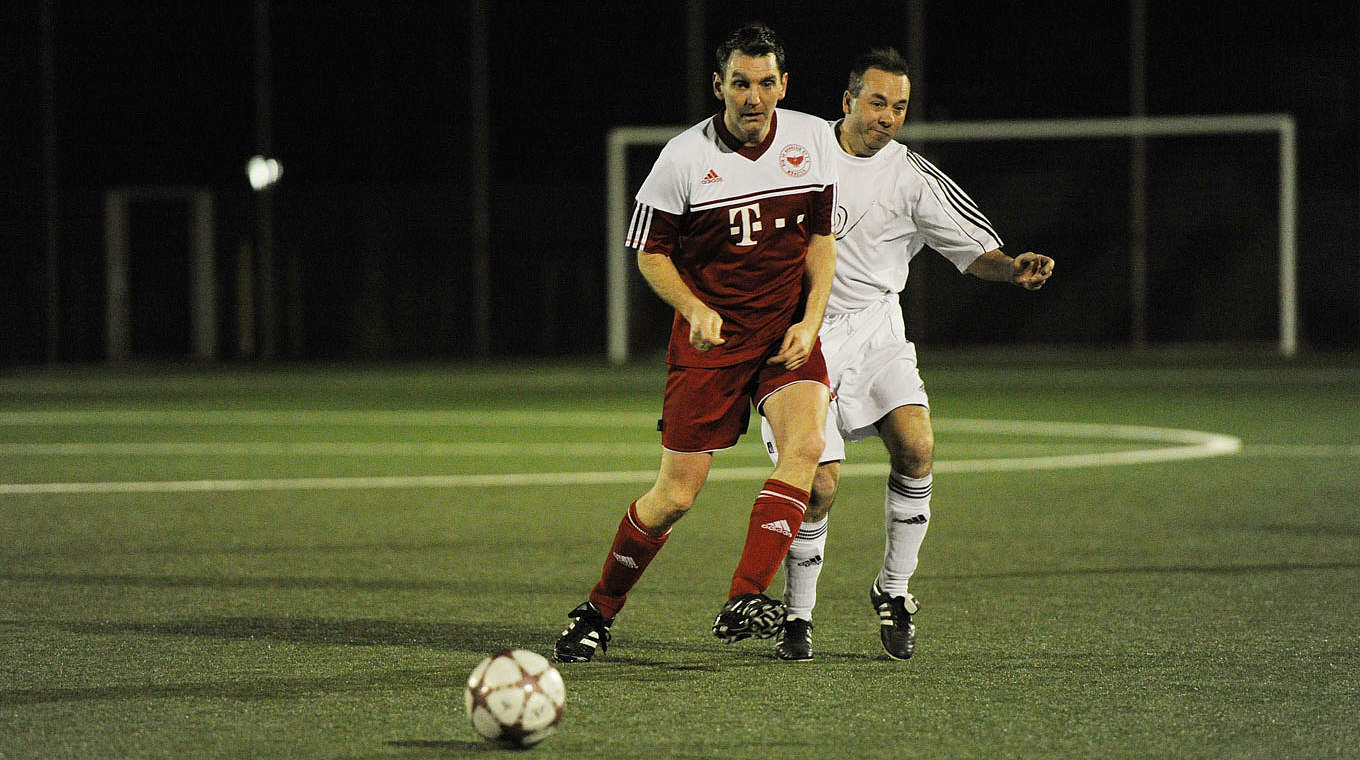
[782,428,826,467]
[638,487,698,530]
[656,490,697,520]
[888,434,933,478]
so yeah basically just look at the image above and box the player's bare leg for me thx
[762,381,830,493]
[871,403,933,659]
[556,452,712,663]
[634,450,713,532]
[806,463,839,523]
[715,381,828,643]
[878,404,933,480]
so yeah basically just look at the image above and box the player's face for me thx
[840,67,910,157]
[713,52,787,146]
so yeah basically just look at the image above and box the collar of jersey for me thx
[713,110,779,161]
[832,118,887,162]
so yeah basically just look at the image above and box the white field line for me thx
[0,470,667,495]
[1239,444,1360,457]
[0,441,1136,457]
[0,442,656,457]
[0,418,1242,496]
[0,410,658,427]
[0,419,1230,459]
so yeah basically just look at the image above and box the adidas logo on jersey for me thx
[760,519,793,537]
[611,552,639,569]
[700,168,723,184]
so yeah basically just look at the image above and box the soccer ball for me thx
[464,649,565,747]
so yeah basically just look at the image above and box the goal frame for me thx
[605,114,1297,363]
[104,186,218,361]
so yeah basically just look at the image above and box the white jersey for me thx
[826,123,1002,315]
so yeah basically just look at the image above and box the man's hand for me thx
[768,321,818,369]
[685,305,725,352]
[1012,252,1055,290]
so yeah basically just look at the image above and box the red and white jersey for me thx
[627,109,838,367]
[827,125,1002,315]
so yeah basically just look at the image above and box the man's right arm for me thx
[637,250,726,352]
[965,249,1055,290]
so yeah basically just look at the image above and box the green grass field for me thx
[2,350,1357,759]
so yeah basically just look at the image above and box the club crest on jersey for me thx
[778,144,811,177]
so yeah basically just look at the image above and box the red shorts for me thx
[660,342,829,453]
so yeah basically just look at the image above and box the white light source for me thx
[246,155,283,191]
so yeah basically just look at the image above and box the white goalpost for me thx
[604,114,1298,364]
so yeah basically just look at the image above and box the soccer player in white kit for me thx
[760,48,1055,661]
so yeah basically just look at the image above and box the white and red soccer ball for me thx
[464,649,565,747]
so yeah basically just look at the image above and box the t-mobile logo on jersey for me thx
[728,202,763,246]
[728,202,806,247]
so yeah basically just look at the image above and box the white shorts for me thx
[761,295,928,464]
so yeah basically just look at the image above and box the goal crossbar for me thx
[606,114,1298,363]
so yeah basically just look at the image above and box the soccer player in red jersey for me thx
[554,22,840,662]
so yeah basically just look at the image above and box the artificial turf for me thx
[1,351,1356,758]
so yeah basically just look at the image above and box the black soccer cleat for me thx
[774,617,813,661]
[870,579,919,660]
[712,592,786,643]
[553,601,613,663]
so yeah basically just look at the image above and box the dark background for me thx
[2,1,1357,364]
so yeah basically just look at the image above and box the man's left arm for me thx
[770,232,836,369]
[966,249,1055,291]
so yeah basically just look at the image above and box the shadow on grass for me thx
[0,667,454,706]
[50,616,546,652]
[3,616,573,707]
[383,739,502,753]
[53,616,806,671]
[0,571,508,593]
[929,559,1359,582]
[6,540,565,564]
[1259,523,1360,538]
[1,615,895,707]
[559,633,888,670]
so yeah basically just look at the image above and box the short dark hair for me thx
[847,47,910,96]
[714,22,787,79]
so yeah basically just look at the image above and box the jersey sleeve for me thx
[808,185,836,236]
[903,151,1003,272]
[627,141,689,255]
[625,202,683,255]
[808,120,839,236]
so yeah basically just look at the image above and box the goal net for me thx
[605,115,1296,364]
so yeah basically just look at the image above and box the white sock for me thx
[879,471,931,598]
[781,515,827,621]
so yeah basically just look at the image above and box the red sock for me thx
[589,502,669,619]
[729,479,808,598]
